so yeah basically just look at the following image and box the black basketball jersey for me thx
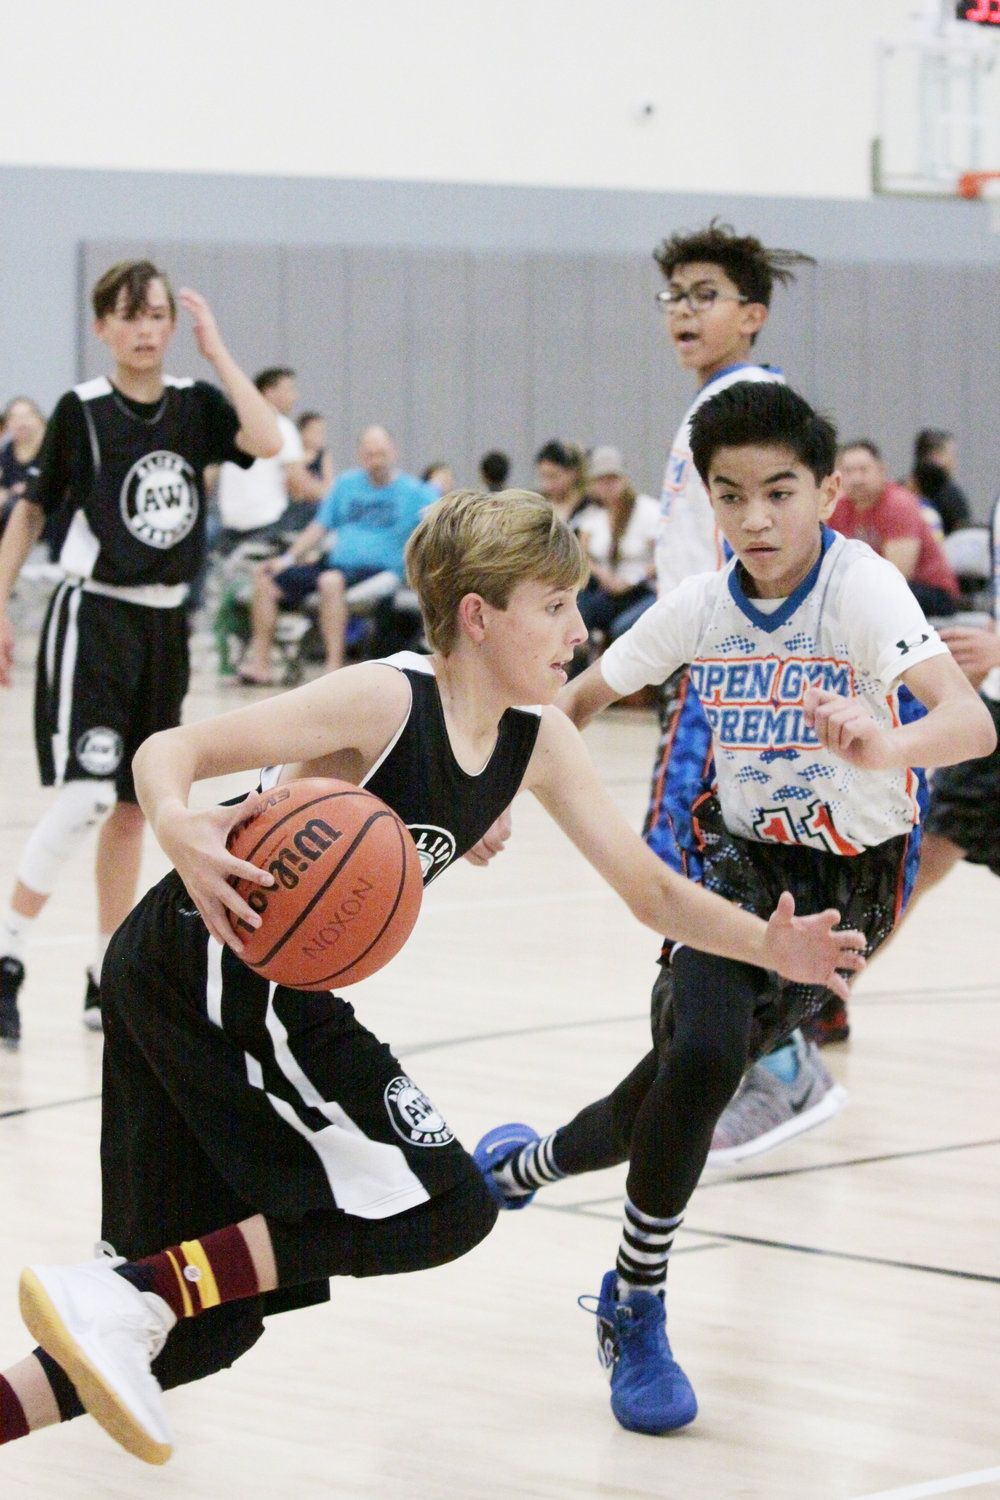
[363,654,541,883]
[29,377,250,589]
[262,653,542,885]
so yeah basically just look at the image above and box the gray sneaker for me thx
[707,1034,848,1168]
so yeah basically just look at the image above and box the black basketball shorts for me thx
[924,694,1000,878]
[652,794,913,1058]
[100,871,483,1270]
[34,581,190,802]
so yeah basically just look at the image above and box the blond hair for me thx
[405,489,589,655]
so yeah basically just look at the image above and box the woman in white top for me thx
[574,446,660,645]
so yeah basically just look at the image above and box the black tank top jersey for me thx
[363,654,542,883]
[30,377,250,587]
[262,653,542,886]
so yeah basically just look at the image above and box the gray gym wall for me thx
[4,165,1000,513]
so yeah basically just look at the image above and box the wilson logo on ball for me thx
[236,818,343,923]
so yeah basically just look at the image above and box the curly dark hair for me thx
[653,220,815,307]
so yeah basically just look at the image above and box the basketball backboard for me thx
[874,0,1000,194]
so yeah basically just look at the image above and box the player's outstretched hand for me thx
[0,610,15,688]
[762,891,865,1001]
[156,793,275,951]
[464,806,512,866]
[177,287,227,365]
[802,686,890,770]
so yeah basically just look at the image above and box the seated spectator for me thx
[535,439,587,525]
[0,397,46,538]
[832,439,960,617]
[574,446,659,647]
[479,449,510,492]
[239,425,431,682]
[290,410,335,529]
[907,428,971,538]
[422,461,456,495]
[215,367,319,553]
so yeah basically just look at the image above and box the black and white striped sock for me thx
[491,1131,565,1198]
[616,1196,683,1301]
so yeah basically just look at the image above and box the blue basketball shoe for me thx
[472,1122,540,1210]
[581,1270,698,1435]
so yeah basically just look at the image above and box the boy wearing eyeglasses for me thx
[645,224,841,1161]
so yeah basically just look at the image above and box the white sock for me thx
[1,906,35,965]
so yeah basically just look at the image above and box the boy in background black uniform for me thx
[0,260,280,1046]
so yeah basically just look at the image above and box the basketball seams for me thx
[292,816,413,988]
[247,810,390,966]
[235,789,371,864]
[228,778,421,989]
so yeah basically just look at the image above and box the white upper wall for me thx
[2,0,920,199]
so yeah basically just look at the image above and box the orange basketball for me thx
[227,778,422,990]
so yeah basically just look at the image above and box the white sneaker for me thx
[707,1034,848,1168]
[19,1255,177,1465]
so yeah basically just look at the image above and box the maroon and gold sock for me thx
[114,1224,261,1320]
[0,1375,29,1444]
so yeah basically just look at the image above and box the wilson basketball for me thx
[227,778,422,990]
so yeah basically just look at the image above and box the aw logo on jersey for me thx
[408,824,456,884]
[384,1076,455,1148]
[120,450,198,550]
[75,726,123,776]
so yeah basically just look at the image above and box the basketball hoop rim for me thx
[958,169,1000,196]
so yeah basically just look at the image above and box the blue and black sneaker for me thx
[472,1122,540,1210]
[580,1270,698,1435]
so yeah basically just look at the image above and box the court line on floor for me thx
[535,1198,1000,1285]
[0,1092,100,1120]
[850,1465,1000,1499]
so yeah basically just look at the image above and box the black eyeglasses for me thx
[655,286,750,314]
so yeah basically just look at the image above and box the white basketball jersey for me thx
[603,530,947,852]
[655,363,784,595]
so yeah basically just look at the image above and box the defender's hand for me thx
[157,793,275,951]
[762,891,866,1001]
[803,685,890,770]
[464,806,512,867]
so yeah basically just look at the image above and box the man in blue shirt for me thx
[240,425,432,681]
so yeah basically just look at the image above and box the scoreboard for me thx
[956,2,1000,23]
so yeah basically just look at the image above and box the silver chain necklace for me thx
[111,387,169,425]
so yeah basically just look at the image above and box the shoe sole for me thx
[706,1083,849,1168]
[18,1267,171,1466]
[82,1011,104,1032]
[611,1395,698,1435]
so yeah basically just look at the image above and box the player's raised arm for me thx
[523,706,864,996]
[176,288,281,459]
